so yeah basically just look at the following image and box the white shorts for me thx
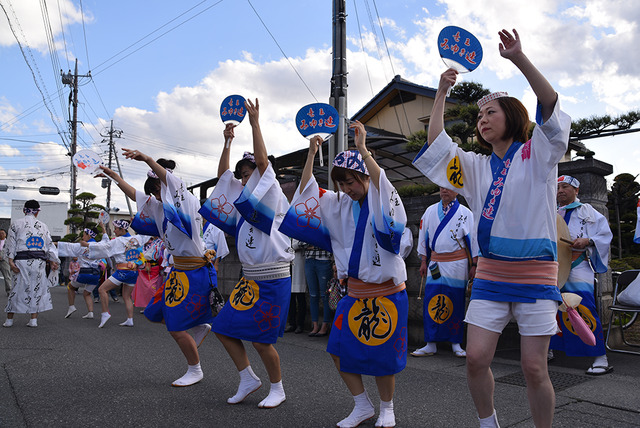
[107,275,136,287]
[70,281,97,293]
[464,299,560,336]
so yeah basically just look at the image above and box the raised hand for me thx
[245,98,260,127]
[350,120,367,151]
[122,148,149,162]
[498,29,522,60]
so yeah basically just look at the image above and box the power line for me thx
[246,0,318,103]
[92,0,225,76]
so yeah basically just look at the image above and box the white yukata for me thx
[200,164,293,344]
[418,200,477,343]
[133,171,216,331]
[87,233,149,285]
[202,222,230,260]
[413,100,571,303]
[5,214,60,314]
[280,169,410,376]
[551,200,612,356]
[58,235,107,292]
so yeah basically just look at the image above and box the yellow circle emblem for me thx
[348,297,398,346]
[428,294,453,324]
[446,156,464,188]
[229,278,260,311]
[562,304,597,334]
[164,271,189,307]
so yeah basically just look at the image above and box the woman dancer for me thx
[98,156,216,387]
[132,236,165,310]
[59,228,105,320]
[280,121,409,428]
[81,219,146,328]
[200,99,293,408]
[412,29,571,428]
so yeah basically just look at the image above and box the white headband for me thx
[477,91,509,108]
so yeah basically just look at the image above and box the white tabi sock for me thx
[478,409,500,428]
[375,399,395,427]
[82,312,94,319]
[337,391,375,428]
[227,366,262,404]
[258,380,286,408]
[172,362,203,387]
[98,312,111,328]
[119,318,134,327]
[65,305,77,318]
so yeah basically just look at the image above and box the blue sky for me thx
[1,0,639,217]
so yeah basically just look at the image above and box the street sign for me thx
[39,186,61,195]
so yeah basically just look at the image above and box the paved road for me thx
[1,286,639,427]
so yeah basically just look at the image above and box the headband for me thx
[84,228,97,238]
[147,168,173,179]
[558,175,580,188]
[113,219,131,230]
[332,150,370,176]
[477,91,510,108]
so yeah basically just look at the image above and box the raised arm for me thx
[245,98,269,175]
[427,69,458,145]
[300,135,321,192]
[498,29,556,122]
[98,166,137,202]
[218,123,235,178]
[352,120,381,190]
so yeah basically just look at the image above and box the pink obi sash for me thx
[431,248,468,263]
[347,278,406,299]
[475,257,558,287]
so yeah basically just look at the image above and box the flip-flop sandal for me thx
[585,365,613,376]
[454,350,467,358]
[410,350,435,357]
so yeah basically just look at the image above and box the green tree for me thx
[607,173,640,259]
[406,81,491,154]
[62,192,105,242]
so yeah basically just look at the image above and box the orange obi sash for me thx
[475,257,558,287]
[571,251,585,262]
[173,250,216,271]
[116,262,137,271]
[347,278,406,299]
[431,248,468,263]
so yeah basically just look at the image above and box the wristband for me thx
[361,151,372,161]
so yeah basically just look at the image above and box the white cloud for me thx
[0,144,20,156]
[0,0,86,53]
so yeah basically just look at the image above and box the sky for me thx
[1,0,640,218]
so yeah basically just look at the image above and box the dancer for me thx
[132,236,165,310]
[99,155,216,387]
[82,219,147,328]
[3,200,60,327]
[411,187,477,358]
[550,175,613,375]
[58,228,106,320]
[200,99,293,408]
[202,220,229,272]
[412,29,571,427]
[280,121,409,428]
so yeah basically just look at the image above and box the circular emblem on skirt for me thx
[348,297,398,346]
[428,294,453,324]
[164,271,190,307]
[562,304,596,334]
[230,278,260,311]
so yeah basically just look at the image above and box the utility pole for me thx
[100,120,122,211]
[329,0,348,191]
[61,59,90,209]
[100,121,132,216]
